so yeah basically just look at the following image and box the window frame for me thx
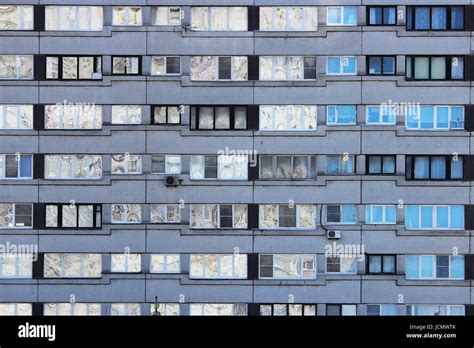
[326,56,357,76]
[326,105,357,125]
[191,7,248,31]
[45,6,103,31]
[366,155,396,175]
[366,6,397,26]
[151,56,181,76]
[46,55,102,81]
[0,203,33,229]
[326,204,357,224]
[259,303,317,316]
[259,155,317,180]
[0,55,33,80]
[0,254,32,278]
[110,204,142,224]
[44,104,102,130]
[325,256,358,274]
[111,105,142,125]
[44,253,102,278]
[367,55,397,76]
[151,105,182,125]
[110,253,141,273]
[405,205,464,230]
[326,155,355,175]
[0,5,34,31]
[189,254,248,279]
[111,56,141,76]
[258,254,317,280]
[405,56,464,81]
[406,6,465,31]
[258,204,317,230]
[44,154,102,180]
[365,205,396,225]
[259,56,316,81]
[259,7,318,32]
[153,7,182,26]
[112,6,143,26]
[45,203,102,229]
[190,106,248,130]
[258,105,318,131]
[326,6,358,26]
[0,154,33,179]
[366,255,397,274]
[150,254,181,273]
[150,155,181,174]
[366,105,397,125]
[111,154,142,175]
[150,204,181,224]
[190,154,248,181]
[0,105,33,130]
[404,105,464,130]
[189,204,247,229]
[406,155,463,180]
[406,255,464,280]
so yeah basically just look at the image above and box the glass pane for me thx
[451,7,464,30]
[436,107,449,129]
[369,8,382,25]
[430,157,446,179]
[451,158,463,179]
[414,57,429,79]
[420,206,433,228]
[436,206,448,228]
[382,156,395,173]
[369,256,382,273]
[343,7,357,25]
[382,57,395,74]
[414,8,430,30]
[431,57,446,80]
[327,8,341,25]
[369,57,381,74]
[431,8,447,30]
[451,57,464,80]
[420,106,434,129]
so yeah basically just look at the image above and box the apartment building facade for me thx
[0,0,473,316]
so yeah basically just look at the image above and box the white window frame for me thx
[45,104,102,130]
[191,7,248,31]
[150,204,181,224]
[216,56,247,81]
[44,253,102,278]
[259,204,316,229]
[45,6,103,31]
[153,7,182,26]
[0,6,34,30]
[366,105,397,125]
[111,154,142,175]
[44,155,102,180]
[326,6,357,26]
[151,155,181,174]
[110,303,141,316]
[150,303,180,316]
[326,105,357,125]
[110,253,141,273]
[112,6,142,26]
[189,204,247,229]
[406,205,464,230]
[258,105,318,131]
[326,56,357,75]
[110,204,142,224]
[365,205,396,224]
[189,303,247,316]
[190,254,248,279]
[111,105,142,125]
[326,155,355,175]
[0,105,33,130]
[151,56,181,76]
[150,254,181,273]
[0,254,32,278]
[0,303,32,316]
[325,256,358,274]
[405,105,465,130]
[0,203,33,229]
[190,155,248,180]
[407,305,465,316]
[259,254,317,280]
[44,303,101,316]
[407,255,464,280]
[0,154,33,179]
[259,56,314,81]
[259,7,318,31]
[0,55,33,80]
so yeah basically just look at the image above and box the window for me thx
[0,254,32,278]
[406,156,463,180]
[326,256,357,274]
[191,7,247,31]
[46,56,102,80]
[45,204,101,229]
[0,6,33,30]
[113,7,142,26]
[44,253,102,278]
[190,304,246,316]
[367,6,396,26]
[259,56,316,80]
[407,305,465,316]
[367,56,396,75]
[45,6,103,31]
[153,7,182,26]
[190,204,248,229]
[327,7,357,26]
[367,255,396,274]
[365,205,396,224]
[406,56,464,80]
[0,55,33,79]
[259,105,317,131]
[405,105,464,130]
[150,204,180,223]
[191,56,248,81]
[366,105,396,125]
[190,254,247,279]
[259,204,316,229]
[45,155,102,179]
[111,154,142,175]
[111,105,142,125]
[260,304,317,316]
[0,204,32,228]
[405,255,464,280]
[111,204,141,224]
[151,155,181,174]
[366,155,396,174]
[405,205,464,230]
[111,304,141,316]
[190,155,248,180]
[191,106,247,130]
[0,154,32,179]
[327,105,356,125]
[326,305,357,316]
[367,304,397,316]
[326,205,357,224]
[326,155,355,175]
[0,303,32,316]
[0,105,33,130]
[111,254,141,273]
[259,254,316,279]
[150,303,180,316]
[407,7,464,31]
[44,303,101,316]
[151,56,180,76]
[150,254,180,273]
[259,7,317,31]
[152,106,181,125]
[112,57,140,75]
[45,104,102,129]
[327,56,356,75]
[260,155,316,180]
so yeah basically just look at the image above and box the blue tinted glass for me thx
[372,206,383,223]
[414,157,429,179]
[382,57,396,74]
[365,206,371,223]
[451,7,464,29]
[328,8,342,24]
[436,107,449,129]
[385,206,396,223]
[421,255,433,278]
[342,157,354,174]
[337,106,356,124]
[369,8,382,25]
[420,106,434,129]
[450,256,464,279]
[342,205,356,223]
[327,157,339,174]
[381,106,395,124]
[327,106,336,123]
[450,206,464,229]
[381,305,397,315]
[451,57,464,80]
[342,57,356,74]
[451,158,463,179]
[450,107,464,129]
[369,57,381,74]
[405,255,419,279]
[382,156,395,173]
[383,8,396,25]
[343,7,357,25]
[420,206,433,228]
[431,8,447,30]
[436,206,448,228]
[382,256,395,273]
[415,7,430,29]
[327,57,340,74]
[19,155,32,178]
[431,157,446,179]
[367,107,380,123]
[406,206,419,229]
[406,106,419,128]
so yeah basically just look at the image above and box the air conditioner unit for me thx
[327,230,341,239]
[165,175,180,186]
